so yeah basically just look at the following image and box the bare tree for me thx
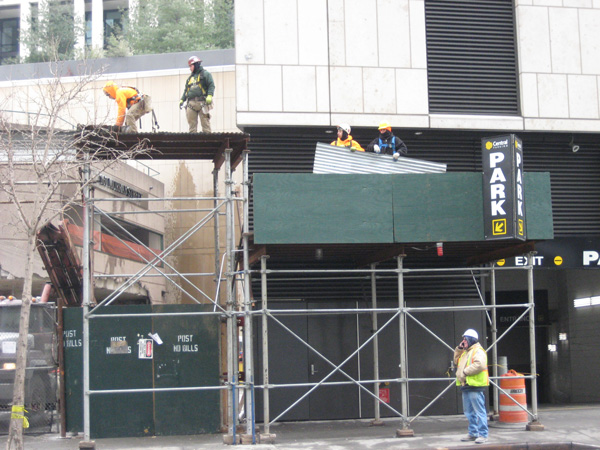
[0,59,149,450]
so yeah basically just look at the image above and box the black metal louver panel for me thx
[250,261,482,304]
[425,0,519,115]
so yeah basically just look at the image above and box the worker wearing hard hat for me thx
[103,81,153,133]
[180,56,215,133]
[454,328,489,444]
[330,123,364,151]
[366,122,408,160]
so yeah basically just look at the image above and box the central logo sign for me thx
[482,134,526,241]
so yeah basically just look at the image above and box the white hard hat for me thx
[337,123,351,134]
[463,329,479,340]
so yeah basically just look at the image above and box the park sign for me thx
[482,134,526,241]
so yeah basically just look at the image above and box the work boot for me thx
[461,435,477,441]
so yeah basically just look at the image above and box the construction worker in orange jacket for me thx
[103,81,153,133]
[330,123,364,151]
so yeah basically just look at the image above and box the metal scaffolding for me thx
[249,256,543,441]
[78,141,542,445]
[79,145,253,444]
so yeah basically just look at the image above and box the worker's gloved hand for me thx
[206,95,213,105]
[393,152,400,160]
[179,100,184,110]
[350,147,356,152]
[373,145,381,154]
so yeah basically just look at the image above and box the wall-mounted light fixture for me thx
[574,296,600,308]
[558,333,567,341]
[548,344,557,352]
[569,135,580,153]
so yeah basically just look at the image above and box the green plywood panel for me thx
[253,173,394,244]
[524,172,554,239]
[63,307,83,433]
[393,173,484,242]
[64,305,221,438]
[89,305,155,438]
[152,304,220,435]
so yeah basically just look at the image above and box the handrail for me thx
[0,109,76,129]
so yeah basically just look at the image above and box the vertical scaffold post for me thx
[241,149,256,445]
[224,147,237,445]
[395,255,414,437]
[260,255,275,442]
[490,263,499,418]
[371,263,383,425]
[526,252,544,430]
[81,154,95,448]
[213,168,220,297]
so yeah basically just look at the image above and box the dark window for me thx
[104,9,124,47]
[425,0,519,115]
[85,9,125,49]
[0,18,19,63]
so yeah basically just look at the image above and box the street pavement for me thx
[2,403,599,449]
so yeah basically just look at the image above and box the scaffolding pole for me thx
[395,255,413,436]
[260,255,271,437]
[81,154,93,446]
[224,148,237,444]
[490,264,499,417]
[527,252,544,430]
[371,263,382,425]
[241,149,256,445]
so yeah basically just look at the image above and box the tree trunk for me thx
[6,231,37,450]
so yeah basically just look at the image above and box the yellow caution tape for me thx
[11,405,29,429]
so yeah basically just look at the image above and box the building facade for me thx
[0,0,130,63]
[235,0,600,408]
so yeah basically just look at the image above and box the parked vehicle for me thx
[0,298,58,429]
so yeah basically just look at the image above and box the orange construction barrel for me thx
[499,369,528,423]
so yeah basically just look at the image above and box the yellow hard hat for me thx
[378,121,392,131]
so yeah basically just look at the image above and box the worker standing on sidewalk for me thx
[103,81,153,133]
[454,328,489,444]
[180,56,215,133]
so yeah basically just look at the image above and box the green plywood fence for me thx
[523,172,554,239]
[253,173,394,243]
[253,172,553,244]
[393,173,484,242]
[63,304,220,438]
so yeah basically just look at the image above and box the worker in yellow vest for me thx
[454,328,489,444]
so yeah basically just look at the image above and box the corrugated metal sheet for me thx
[313,143,446,174]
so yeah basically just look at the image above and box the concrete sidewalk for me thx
[3,404,600,450]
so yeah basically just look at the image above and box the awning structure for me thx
[78,128,250,169]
